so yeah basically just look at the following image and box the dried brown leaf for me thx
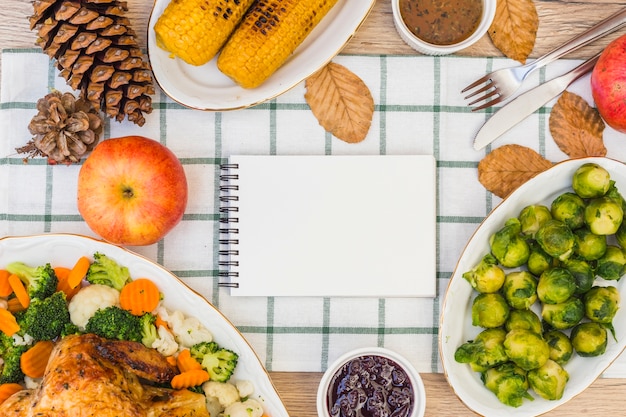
[305,62,374,143]
[549,91,606,158]
[478,144,553,198]
[488,0,539,63]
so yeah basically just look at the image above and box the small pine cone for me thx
[19,90,103,164]
[29,0,154,126]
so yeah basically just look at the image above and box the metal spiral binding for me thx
[218,163,240,288]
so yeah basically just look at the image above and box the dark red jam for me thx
[327,354,415,417]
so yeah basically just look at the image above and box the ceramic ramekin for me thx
[392,0,497,56]
[316,347,426,417]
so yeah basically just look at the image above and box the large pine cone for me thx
[20,90,103,164]
[30,0,154,126]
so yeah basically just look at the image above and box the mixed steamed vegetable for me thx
[455,162,623,407]
[0,252,266,417]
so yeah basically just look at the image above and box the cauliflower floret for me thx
[223,398,264,417]
[202,380,240,411]
[235,380,255,399]
[151,325,178,356]
[157,306,212,348]
[0,298,8,310]
[12,333,34,346]
[24,375,41,390]
[68,284,120,330]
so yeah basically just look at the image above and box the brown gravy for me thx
[399,0,484,46]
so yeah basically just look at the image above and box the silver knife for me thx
[473,53,601,151]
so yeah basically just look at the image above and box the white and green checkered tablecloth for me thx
[2,48,626,376]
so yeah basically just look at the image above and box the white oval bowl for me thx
[440,157,626,416]
[391,0,496,55]
[0,233,289,417]
[317,347,426,417]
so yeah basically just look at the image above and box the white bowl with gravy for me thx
[392,0,497,55]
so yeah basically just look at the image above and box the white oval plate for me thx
[440,157,626,417]
[147,0,375,111]
[0,233,289,417]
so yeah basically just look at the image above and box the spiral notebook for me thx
[218,155,436,297]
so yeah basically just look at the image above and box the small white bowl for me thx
[317,347,426,417]
[392,0,497,55]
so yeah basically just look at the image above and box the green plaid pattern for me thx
[2,48,626,376]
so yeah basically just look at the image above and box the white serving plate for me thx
[0,233,289,417]
[440,157,626,417]
[147,0,375,111]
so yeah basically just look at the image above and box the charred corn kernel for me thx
[217,0,339,89]
[154,0,256,66]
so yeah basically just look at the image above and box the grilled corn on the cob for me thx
[217,0,340,89]
[154,0,255,66]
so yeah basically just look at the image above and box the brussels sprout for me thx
[541,297,585,330]
[519,204,552,238]
[455,328,508,372]
[506,309,542,335]
[481,362,533,408]
[570,322,608,357]
[551,192,586,230]
[573,227,607,261]
[596,245,626,281]
[527,241,554,277]
[535,219,576,261]
[616,221,626,249]
[504,329,550,371]
[527,359,569,401]
[462,253,506,294]
[572,163,611,199]
[563,258,595,295]
[584,286,620,325]
[543,330,573,365]
[584,196,624,236]
[502,271,538,310]
[537,267,576,305]
[472,293,510,328]
[489,218,530,268]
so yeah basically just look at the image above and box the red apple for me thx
[77,136,188,246]
[591,33,626,133]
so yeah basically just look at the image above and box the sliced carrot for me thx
[155,313,169,330]
[166,355,178,368]
[67,256,90,289]
[177,349,202,373]
[8,274,29,309]
[0,308,20,336]
[6,297,26,313]
[55,266,80,300]
[170,369,210,389]
[0,383,23,404]
[20,340,54,379]
[53,266,71,281]
[0,270,12,297]
[119,278,161,316]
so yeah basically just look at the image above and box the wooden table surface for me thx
[2,0,626,415]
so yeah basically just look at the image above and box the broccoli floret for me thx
[85,306,143,342]
[190,341,238,382]
[84,306,157,345]
[5,261,58,300]
[85,252,132,291]
[17,291,71,341]
[60,322,82,338]
[0,333,29,384]
[140,313,158,348]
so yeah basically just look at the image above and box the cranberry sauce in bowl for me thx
[317,348,426,417]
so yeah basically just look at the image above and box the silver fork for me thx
[462,8,626,111]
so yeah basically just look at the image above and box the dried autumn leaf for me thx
[488,0,539,63]
[549,91,606,158]
[478,144,553,198]
[305,62,374,143]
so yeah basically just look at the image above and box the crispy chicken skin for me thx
[0,333,210,417]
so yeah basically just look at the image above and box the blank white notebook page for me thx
[225,154,436,297]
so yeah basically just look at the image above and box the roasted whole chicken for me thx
[0,333,210,416]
